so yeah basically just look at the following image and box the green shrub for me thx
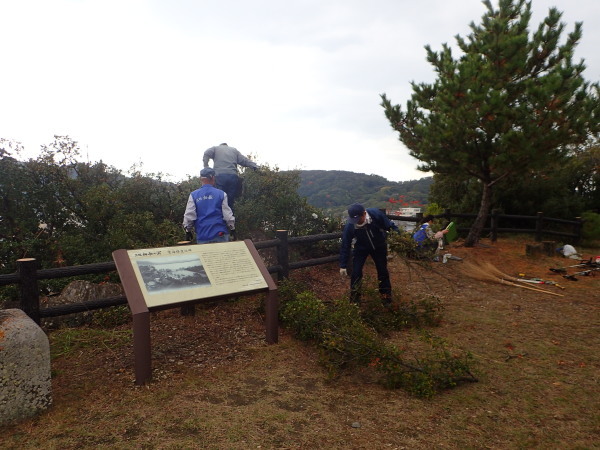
[378,332,476,397]
[387,231,421,258]
[581,211,600,246]
[278,279,477,397]
[361,291,444,334]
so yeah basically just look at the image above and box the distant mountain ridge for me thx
[289,170,433,213]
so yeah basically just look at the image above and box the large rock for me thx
[0,309,52,426]
[41,280,124,328]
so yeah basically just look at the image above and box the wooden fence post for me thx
[444,208,451,221]
[276,230,289,280]
[176,240,195,317]
[490,209,499,242]
[17,258,40,325]
[535,212,544,242]
[180,303,195,316]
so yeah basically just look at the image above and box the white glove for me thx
[340,268,348,278]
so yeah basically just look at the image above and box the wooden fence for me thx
[0,211,584,324]
[0,231,342,325]
[390,209,583,244]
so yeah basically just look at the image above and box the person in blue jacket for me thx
[339,203,399,305]
[182,167,235,244]
[412,215,448,257]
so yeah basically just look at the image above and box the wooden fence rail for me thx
[0,210,584,324]
[0,231,343,324]
[388,209,582,243]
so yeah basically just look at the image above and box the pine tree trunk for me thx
[464,182,493,247]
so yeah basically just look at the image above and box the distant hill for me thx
[288,170,433,214]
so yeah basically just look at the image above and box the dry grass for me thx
[2,237,599,449]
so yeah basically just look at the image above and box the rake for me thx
[549,258,598,274]
[562,267,600,281]
[482,262,566,289]
[515,278,565,290]
[461,261,564,297]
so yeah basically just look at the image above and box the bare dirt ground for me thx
[2,237,599,449]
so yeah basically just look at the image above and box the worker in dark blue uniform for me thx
[339,203,399,305]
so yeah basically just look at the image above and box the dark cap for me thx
[200,167,216,178]
[347,203,365,224]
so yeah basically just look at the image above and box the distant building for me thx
[387,207,422,232]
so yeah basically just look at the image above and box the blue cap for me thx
[347,203,365,224]
[200,167,216,178]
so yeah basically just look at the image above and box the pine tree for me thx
[381,0,600,246]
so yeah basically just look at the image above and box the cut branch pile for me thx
[460,261,564,297]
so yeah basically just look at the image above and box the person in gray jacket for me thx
[202,143,258,213]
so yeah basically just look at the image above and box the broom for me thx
[461,261,564,297]
[480,261,565,289]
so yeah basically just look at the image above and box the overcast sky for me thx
[2,0,598,182]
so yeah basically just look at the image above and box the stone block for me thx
[0,309,52,426]
[525,243,543,257]
[542,240,557,257]
[41,280,124,329]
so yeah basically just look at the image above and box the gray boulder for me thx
[41,280,124,329]
[0,309,52,426]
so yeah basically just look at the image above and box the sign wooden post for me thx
[113,240,277,385]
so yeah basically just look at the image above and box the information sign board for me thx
[125,241,268,308]
[113,240,277,385]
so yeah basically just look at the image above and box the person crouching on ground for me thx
[339,203,399,306]
[182,167,235,244]
[412,215,448,259]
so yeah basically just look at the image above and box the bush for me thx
[278,279,477,397]
[387,230,436,260]
[581,211,600,246]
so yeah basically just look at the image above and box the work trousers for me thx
[197,234,229,245]
[350,245,391,304]
[215,173,240,213]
